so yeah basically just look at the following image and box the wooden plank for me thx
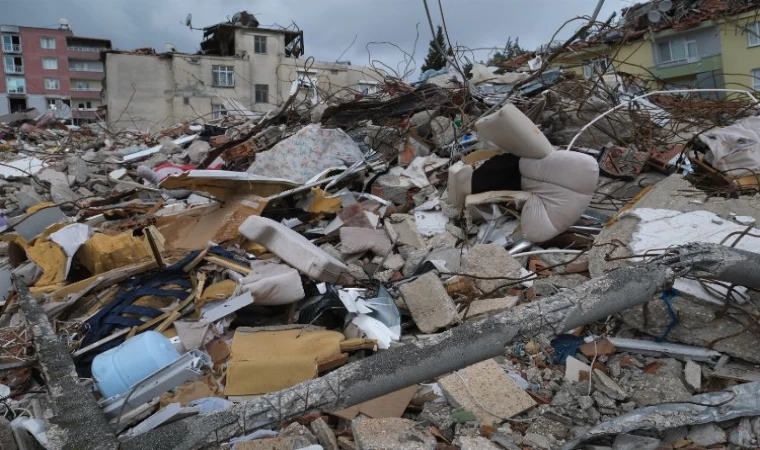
[203,255,251,275]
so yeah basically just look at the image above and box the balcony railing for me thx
[67,46,106,52]
[4,65,23,74]
[71,87,100,91]
[2,43,21,53]
[70,67,104,72]
[7,87,25,94]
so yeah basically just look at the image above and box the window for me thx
[254,36,267,54]
[40,37,56,49]
[358,80,379,95]
[76,101,92,109]
[753,69,760,91]
[42,58,58,70]
[73,80,92,91]
[47,98,59,110]
[255,84,269,103]
[44,78,60,90]
[3,56,23,74]
[1,35,21,53]
[749,22,760,47]
[212,65,234,87]
[657,38,697,64]
[582,57,611,79]
[6,77,25,94]
[69,60,104,72]
[212,104,227,120]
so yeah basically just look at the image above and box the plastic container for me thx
[239,216,348,283]
[92,331,181,399]
[474,103,554,160]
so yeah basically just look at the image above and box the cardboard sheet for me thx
[160,170,297,201]
[223,327,344,396]
[332,385,418,420]
[76,227,163,275]
[157,197,267,250]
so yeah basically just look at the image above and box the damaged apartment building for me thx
[104,12,384,132]
[557,0,760,97]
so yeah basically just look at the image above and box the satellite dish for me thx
[165,43,178,53]
[185,13,192,28]
[648,10,662,23]
[659,0,673,12]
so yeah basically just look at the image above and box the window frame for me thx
[46,98,58,110]
[212,65,235,87]
[211,103,227,120]
[40,37,56,50]
[657,38,698,65]
[42,58,58,70]
[255,84,269,103]
[752,69,760,91]
[749,22,760,47]
[44,78,60,90]
[254,35,267,55]
[6,76,25,93]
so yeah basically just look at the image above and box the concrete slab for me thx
[398,272,459,333]
[438,359,536,425]
[462,244,522,295]
[351,417,436,450]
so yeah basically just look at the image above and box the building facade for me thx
[104,17,384,132]
[0,22,111,122]
[556,1,760,97]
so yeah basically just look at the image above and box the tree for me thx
[421,25,448,73]
[487,36,527,66]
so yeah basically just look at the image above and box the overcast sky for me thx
[0,0,631,79]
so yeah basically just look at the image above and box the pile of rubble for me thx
[2,44,760,450]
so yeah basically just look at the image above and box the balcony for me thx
[2,43,21,53]
[4,65,23,75]
[67,46,106,52]
[7,86,25,94]
[71,87,100,92]
[69,67,103,72]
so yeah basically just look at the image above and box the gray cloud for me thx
[0,0,629,79]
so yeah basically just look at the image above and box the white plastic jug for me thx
[92,331,180,399]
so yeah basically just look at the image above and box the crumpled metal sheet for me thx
[561,381,760,450]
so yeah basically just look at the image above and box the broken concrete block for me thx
[453,436,501,450]
[426,246,461,272]
[385,216,426,249]
[526,416,569,440]
[280,422,318,446]
[522,432,554,450]
[310,418,339,450]
[439,359,536,425]
[534,274,590,296]
[684,360,701,392]
[160,139,182,154]
[687,423,726,447]
[234,435,313,450]
[381,254,404,271]
[626,371,690,407]
[459,296,518,320]
[371,174,413,205]
[0,417,16,450]
[351,417,436,450]
[729,417,753,447]
[186,140,212,164]
[398,272,459,333]
[462,244,522,294]
[592,369,628,401]
[418,402,454,431]
[430,116,455,149]
[340,227,392,256]
[612,434,661,450]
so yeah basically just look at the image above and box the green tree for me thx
[486,37,526,66]
[421,25,448,73]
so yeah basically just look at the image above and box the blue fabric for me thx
[657,288,679,342]
[551,334,584,364]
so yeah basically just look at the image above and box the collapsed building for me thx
[2,1,760,450]
[104,11,384,132]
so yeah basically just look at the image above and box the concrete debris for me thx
[687,423,726,447]
[351,418,436,450]
[5,3,760,450]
